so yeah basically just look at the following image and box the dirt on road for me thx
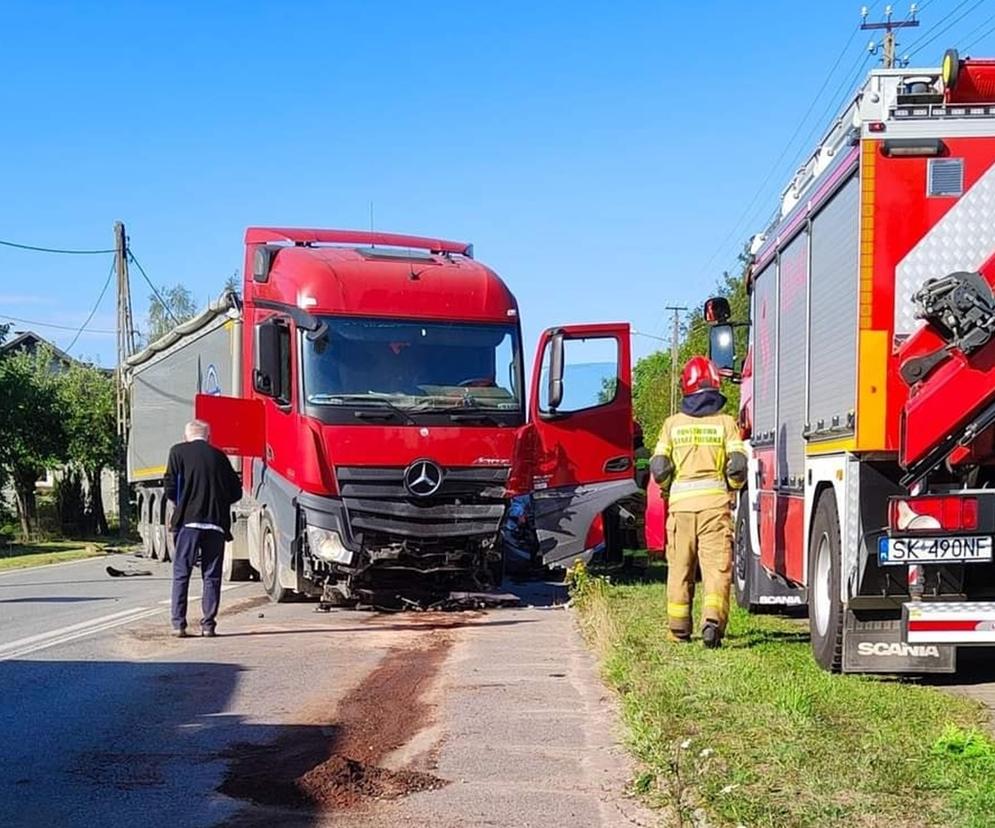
[220,626,454,814]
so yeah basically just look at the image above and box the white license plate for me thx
[879,535,993,565]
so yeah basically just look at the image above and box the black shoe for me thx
[702,621,722,649]
[171,628,188,638]
[200,627,217,638]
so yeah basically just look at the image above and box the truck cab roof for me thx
[245,227,519,324]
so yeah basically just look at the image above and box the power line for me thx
[961,11,995,52]
[692,21,868,291]
[65,258,117,353]
[904,0,976,51]
[0,238,115,255]
[632,329,669,343]
[127,249,180,325]
[729,47,873,278]
[0,313,115,335]
[906,0,987,58]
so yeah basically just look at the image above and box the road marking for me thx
[0,607,153,660]
[0,607,168,661]
[0,583,253,661]
[0,555,120,578]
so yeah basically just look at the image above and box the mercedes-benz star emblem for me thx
[404,460,443,497]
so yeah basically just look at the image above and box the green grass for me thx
[0,540,115,571]
[569,563,995,828]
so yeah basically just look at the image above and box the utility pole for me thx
[664,305,687,416]
[861,4,919,69]
[114,221,136,539]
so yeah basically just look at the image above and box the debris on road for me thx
[105,566,153,578]
[219,630,453,813]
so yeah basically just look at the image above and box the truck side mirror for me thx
[254,319,284,398]
[547,331,565,411]
[709,324,736,372]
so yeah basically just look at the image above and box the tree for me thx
[631,245,751,446]
[0,347,68,539]
[58,362,117,535]
[632,350,673,447]
[223,270,240,296]
[146,284,197,343]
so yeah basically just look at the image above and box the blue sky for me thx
[2,0,994,367]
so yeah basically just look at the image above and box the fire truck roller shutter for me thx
[776,230,809,488]
[752,261,777,448]
[808,175,859,443]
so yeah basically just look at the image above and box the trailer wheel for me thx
[138,494,155,558]
[809,489,843,672]
[733,494,759,612]
[163,501,175,563]
[150,496,164,561]
[260,511,291,603]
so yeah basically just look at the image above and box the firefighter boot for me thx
[702,620,722,649]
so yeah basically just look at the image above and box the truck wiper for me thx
[310,394,417,426]
[447,412,504,426]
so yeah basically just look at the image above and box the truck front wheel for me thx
[260,511,291,603]
[808,489,843,672]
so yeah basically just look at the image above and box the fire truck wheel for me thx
[733,494,759,612]
[808,490,843,672]
[260,511,291,603]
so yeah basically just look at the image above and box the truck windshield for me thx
[302,316,523,418]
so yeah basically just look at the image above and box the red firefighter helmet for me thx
[680,356,721,396]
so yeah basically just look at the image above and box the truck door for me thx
[527,323,638,567]
[194,394,265,458]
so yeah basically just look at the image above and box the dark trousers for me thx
[171,527,225,632]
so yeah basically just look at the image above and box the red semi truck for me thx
[705,51,995,673]
[126,227,637,606]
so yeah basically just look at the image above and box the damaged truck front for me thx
[126,227,637,606]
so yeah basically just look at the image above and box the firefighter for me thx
[650,356,746,648]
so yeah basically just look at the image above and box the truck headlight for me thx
[306,526,354,565]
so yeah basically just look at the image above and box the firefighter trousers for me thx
[665,506,733,639]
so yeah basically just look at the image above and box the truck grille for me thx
[336,466,509,540]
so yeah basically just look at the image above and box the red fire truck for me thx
[707,50,995,673]
[127,227,636,607]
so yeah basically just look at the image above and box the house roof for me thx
[0,330,111,375]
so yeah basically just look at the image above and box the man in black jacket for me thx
[164,420,242,637]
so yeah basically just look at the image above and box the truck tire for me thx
[260,511,291,603]
[809,489,843,672]
[150,496,165,561]
[163,501,175,563]
[138,494,155,559]
[733,494,759,612]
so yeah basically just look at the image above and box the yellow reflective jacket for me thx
[654,411,745,512]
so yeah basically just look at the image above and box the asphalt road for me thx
[0,554,655,828]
